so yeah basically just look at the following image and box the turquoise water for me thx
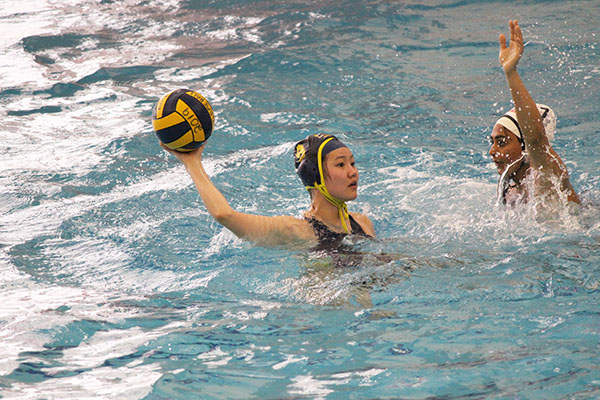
[1,0,600,398]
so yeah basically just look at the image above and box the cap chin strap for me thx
[305,137,350,233]
[311,183,350,234]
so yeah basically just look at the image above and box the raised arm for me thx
[161,144,316,246]
[499,20,547,155]
[499,20,579,203]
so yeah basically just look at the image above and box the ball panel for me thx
[152,89,173,119]
[154,120,190,144]
[178,92,214,141]
[163,129,194,150]
[162,88,188,115]
[152,111,185,132]
[175,99,207,143]
[185,91,215,124]
[178,141,204,151]
[173,147,196,153]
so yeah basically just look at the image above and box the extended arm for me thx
[499,20,579,203]
[499,20,547,158]
[162,144,316,246]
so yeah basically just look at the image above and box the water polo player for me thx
[160,133,374,247]
[489,20,579,206]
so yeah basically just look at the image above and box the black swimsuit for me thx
[306,215,371,251]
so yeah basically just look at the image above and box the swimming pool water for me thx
[1,0,599,398]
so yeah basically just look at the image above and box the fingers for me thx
[509,19,523,44]
[160,140,205,158]
[159,141,174,154]
[509,20,516,42]
[513,20,523,43]
[499,33,507,50]
[500,19,516,50]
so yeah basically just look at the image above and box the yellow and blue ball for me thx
[152,89,215,152]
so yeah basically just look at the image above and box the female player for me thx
[489,20,579,206]
[161,133,375,248]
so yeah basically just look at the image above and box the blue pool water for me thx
[1,0,599,398]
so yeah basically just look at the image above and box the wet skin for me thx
[489,123,523,175]
[323,147,359,201]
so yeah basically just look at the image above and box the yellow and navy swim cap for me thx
[294,134,347,188]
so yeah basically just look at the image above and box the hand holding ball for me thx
[152,89,214,152]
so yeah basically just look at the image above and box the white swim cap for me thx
[495,104,556,145]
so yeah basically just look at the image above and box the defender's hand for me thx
[499,19,524,74]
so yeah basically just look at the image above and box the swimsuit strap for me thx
[348,215,367,236]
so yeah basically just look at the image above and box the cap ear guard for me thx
[537,104,556,143]
[296,159,319,188]
[295,141,320,188]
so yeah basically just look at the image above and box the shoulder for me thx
[528,147,580,203]
[261,215,317,246]
[349,212,376,238]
